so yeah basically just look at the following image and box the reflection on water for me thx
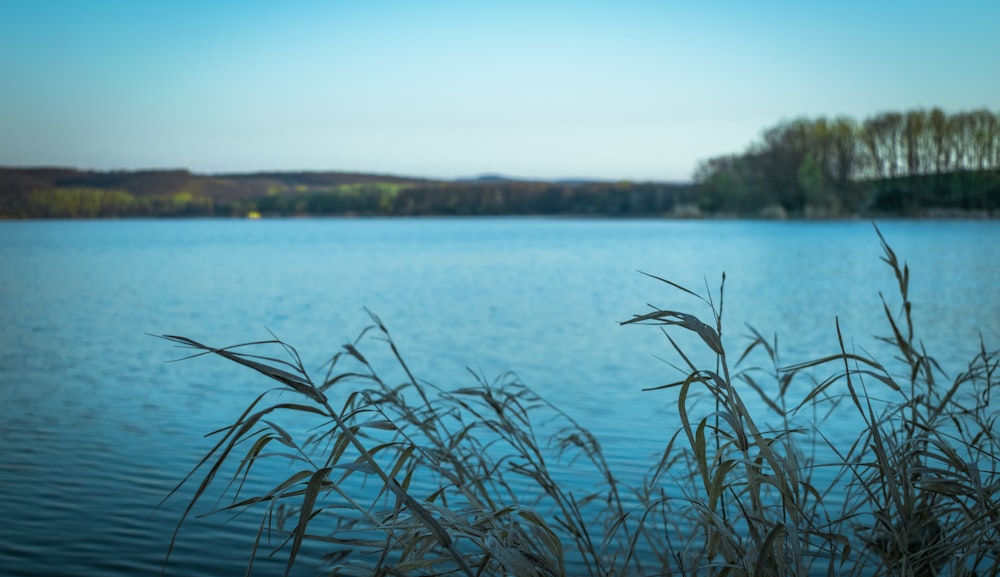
[0,218,997,575]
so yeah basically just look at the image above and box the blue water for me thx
[1,218,997,575]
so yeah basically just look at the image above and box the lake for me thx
[1,218,997,576]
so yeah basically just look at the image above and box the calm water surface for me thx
[1,218,997,575]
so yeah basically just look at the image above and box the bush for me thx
[160,225,998,576]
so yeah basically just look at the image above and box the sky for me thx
[1,1,998,182]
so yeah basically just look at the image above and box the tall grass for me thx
[159,225,998,576]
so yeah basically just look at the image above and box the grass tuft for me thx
[160,224,998,576]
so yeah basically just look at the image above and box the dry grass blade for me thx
[286,467,331,576]
[160,334,327,403]
[621,309,724,355]
[635,270,708,303]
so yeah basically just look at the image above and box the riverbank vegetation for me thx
[4,108,998,220]
[160,227,999,576]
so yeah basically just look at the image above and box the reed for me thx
[159,224,998,576]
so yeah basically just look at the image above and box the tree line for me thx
[695,108,1000,216]
[246,181,692,217]
[23,187,215,218]
[3,109,998,220]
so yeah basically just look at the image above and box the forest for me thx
[1,108,997,219]
[695,107,1000,217]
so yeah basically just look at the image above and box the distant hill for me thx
[455,174,615,186]
[454,173,524,184]
[0,167,694,218]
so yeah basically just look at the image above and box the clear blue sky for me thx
[2,1,998,182]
